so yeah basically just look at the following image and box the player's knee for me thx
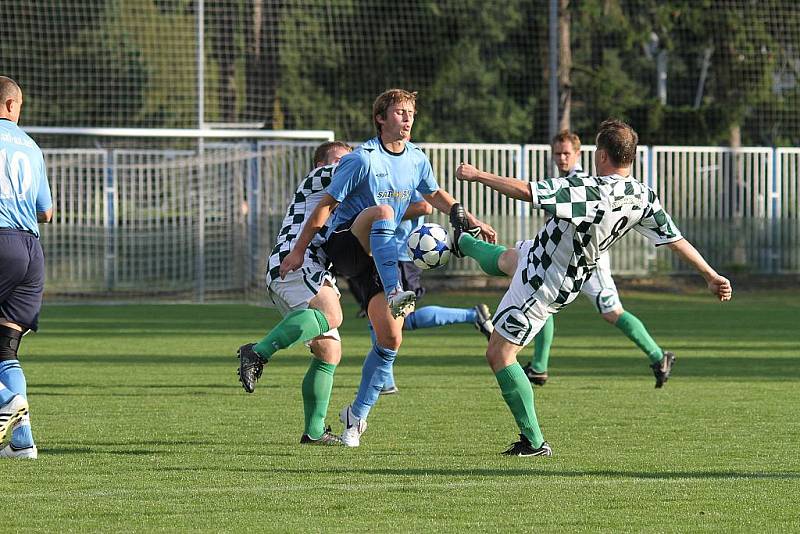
[0,325,23,361]
[375,330,402,350]
[601,308,623,324]
[498,249,518,276]
[371,204,395,221]
[309,339,341,365]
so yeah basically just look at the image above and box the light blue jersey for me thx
[396,190,425,261]
[0,120,51,237]
[324,137,438,237]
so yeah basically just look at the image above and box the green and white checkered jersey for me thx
[265,164,334,287]
[524,173,682,309]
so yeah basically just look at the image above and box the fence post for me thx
[104,150,116,292]
[248,141,261,299]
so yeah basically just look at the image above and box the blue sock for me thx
[0,382,14,405]
[403,306,477,330]
[367,324,395,389]
[0,360,34,447]
[351,344,398,419]
[369,219,400,295]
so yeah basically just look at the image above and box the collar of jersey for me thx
[379,139,406,157]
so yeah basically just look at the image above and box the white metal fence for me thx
[39,142,800,302]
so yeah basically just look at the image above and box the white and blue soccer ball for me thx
[406,223,452,270]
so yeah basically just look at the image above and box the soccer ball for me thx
[406,223,452,270]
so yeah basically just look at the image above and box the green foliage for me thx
[3,0,799,144]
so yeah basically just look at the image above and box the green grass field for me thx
[5,290,800,532]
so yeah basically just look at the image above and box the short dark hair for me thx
[0,76,22,103]
[595,119,638,167]
[313,141,352,167]
[373,89,417,134]
[551,130,581,152]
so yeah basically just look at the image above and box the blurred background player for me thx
[237,141,352,446]
[0,76,53,459]
[524,131,674,388]
[280,88,495,446]
[454,118,732,457]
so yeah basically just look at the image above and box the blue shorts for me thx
[0,229,45,332]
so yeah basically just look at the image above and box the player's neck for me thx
[380,134,407,155]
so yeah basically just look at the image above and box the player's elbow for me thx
[37,208,53,223]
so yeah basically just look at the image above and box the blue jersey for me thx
[396,190,425,261]
[324,137,438,237]
[0,120,51,237]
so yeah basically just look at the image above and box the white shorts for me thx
[268,266,341,342]
[493,240,583,347]
[581,253,622,314]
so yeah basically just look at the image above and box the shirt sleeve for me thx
[529,176,574,218]
[634,187,683,246]
[326,151,368,202]
[414,156,439,195]
[35,154,52,212]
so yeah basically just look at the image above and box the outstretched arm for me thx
[278,194,339,278]
[456,163,533,202]
[666,239,732,301]
[422,189,497,243]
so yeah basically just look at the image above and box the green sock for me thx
[458,234,507,276]
[302,358,336,439]
[614,311,663,364]
[254,309,330,360]
[495,363,545,447]
[531,315,554,372]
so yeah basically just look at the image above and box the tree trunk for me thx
[245,2,280,127]
[558,0,572,132]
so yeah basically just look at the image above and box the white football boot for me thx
[339,404,367,447]
[0,395,28,444]
[0,443,38,459]
[387,287,416,319]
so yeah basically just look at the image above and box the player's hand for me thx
[475,220,497,244]
[279,249,304,279]
[708,275,732,302]
[456,162,480,182]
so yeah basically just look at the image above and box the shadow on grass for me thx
[26,354,800,380]
[156,465,800,480]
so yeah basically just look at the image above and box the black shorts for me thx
[323,224,384,310]
[0,229,45,332]
[399,261,426,301]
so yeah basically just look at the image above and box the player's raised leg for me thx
[350,205,415,318]
[239,279,342,395]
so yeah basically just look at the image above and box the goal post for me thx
[29,128,334,303]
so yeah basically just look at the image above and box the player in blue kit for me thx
[278,89,495,446]
[0,76,53,460]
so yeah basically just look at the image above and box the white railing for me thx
[37,142,799,301]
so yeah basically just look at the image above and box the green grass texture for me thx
[4,290,799,532]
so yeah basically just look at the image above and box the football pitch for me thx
[6,290,799,532]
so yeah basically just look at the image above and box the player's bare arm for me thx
[279,193,339,278]
[456,163,533,202]
[422,189,497,243]
[666,238,732,302]
[402,200,433,220]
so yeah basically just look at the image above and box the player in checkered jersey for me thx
[523,130,675,389]
[236,141,352,446]
[454,119,732,457]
